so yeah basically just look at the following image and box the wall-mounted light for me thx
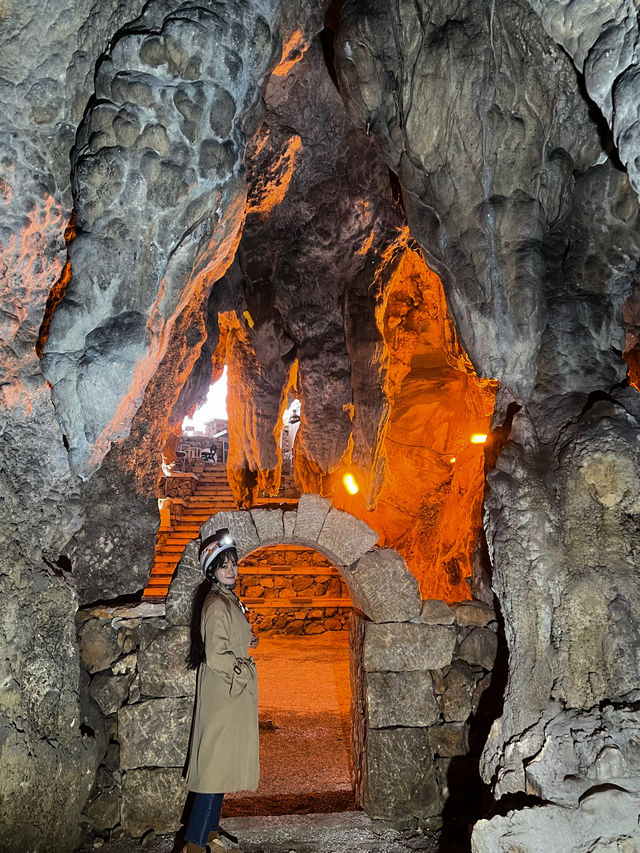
[343,473,359,495]
[470,433,488,444]
[449,456,456,463]
[243,310,254,328]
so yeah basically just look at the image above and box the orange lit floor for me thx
[223,631,354,817]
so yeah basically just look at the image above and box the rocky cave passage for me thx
[2,0,640,851]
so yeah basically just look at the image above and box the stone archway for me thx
[164,493,471,823]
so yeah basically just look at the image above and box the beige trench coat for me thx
[185,585,259,793]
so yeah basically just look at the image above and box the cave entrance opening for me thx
[223,542,354,817]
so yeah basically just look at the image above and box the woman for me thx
[182,528,259,853]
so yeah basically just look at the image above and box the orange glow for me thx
[246,133,302,218]
[470,433,488,444]
[343,473,359,495]
[449,456,456,463]
[271,30,307,77]
[1,192,66,415]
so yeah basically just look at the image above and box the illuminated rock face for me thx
[335,0,640,846]
[1,0,640,849]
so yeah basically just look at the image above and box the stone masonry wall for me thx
[354,598,498,827]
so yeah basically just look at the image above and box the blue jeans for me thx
[184,792,224,847]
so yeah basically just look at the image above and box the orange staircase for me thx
[142,465,298,601]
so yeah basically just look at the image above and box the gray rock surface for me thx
[420,600,456,626]
[79,618,124,674]
[201,509,260,558]
[118,698,192,769]
[348,549,422,622]
[137,627,195,698]
[457,627,498,670]
[365,728,441,821]
[317,508,379,567]
[471,788,640,853]
[366,671,440,728]
[482,396,640,798]
[293,493,333,542]
[165,540,200,626]
[120,767,187,837]
[89,673,133,716]
[363,623,457,672]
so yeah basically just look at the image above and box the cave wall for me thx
[1,0,640,848]
[335,0,640,845]
[0,2,328,848]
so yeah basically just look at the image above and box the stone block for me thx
[84,787,120,832]
[421,600,455,625]
[441,660,478,723]
[201,510,259,558]
[118,698,192,769]
[364,622,456,672]
[317,508,379,567]
[165,540,200,626]
[366,671,440,727]
[348,549,421,622]
[89,673,132,716]
[428,722,469,757]
[251,508,284,543]
[471,789,640,853]
[293,493,332,542]
[78,619,122,673]
[121,768,188,837]
[454,600,495,628]
[137,627,195,698]
[457,627,498,670]
[365,728,442,820]
[283,510,296,539]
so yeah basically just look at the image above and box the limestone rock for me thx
[366,671,440,728]
[118,698,192,769]
[165,540,201,626]
[250,508,284,543]
[64,452,157,603]
[420,600,455,625]
[317,509,378,567]
[454,601,495,628]
[201,510,259,559]
[293,493,332,542]
[363,622,456,672]
[283,510,296,540]
[89,673,132,716]
[365,728,442,820]
[84,787,121,832]
[78,619,122,674]
[471,788,640,853]
[121,768,188,838]
[428,723,469,758]
[457,627,498,670]
[348,549,421,622]
[137,627,195,698]
[441,660,478,723]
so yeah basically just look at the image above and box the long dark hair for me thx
[186,547,239,670]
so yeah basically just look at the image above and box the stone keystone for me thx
[293,493,332,542]
[283,510,296,539]
[250,508,284,543]
[201,510,259,558]
[349,549,421,622]
[317,507,379,567]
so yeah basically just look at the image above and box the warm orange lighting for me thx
[343,473,359,495]
[449,456,456,463]
[470,433,488,444]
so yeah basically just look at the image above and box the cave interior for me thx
[1,0,640,850]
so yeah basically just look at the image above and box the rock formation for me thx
[0,0,639,849]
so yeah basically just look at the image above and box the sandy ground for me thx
[224,632,354,816]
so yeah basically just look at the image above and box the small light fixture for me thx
[343,473,359,495]
[243,310,254,328]
[470,433,488,444]
[449,456,456,463]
